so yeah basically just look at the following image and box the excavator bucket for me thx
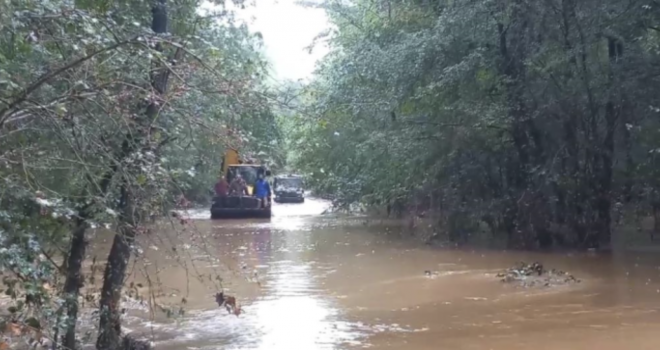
[210,196,271,219]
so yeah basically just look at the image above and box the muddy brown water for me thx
[94,198,660,350]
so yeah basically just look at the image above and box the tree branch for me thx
[0,38,138,128]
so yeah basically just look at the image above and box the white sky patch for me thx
[201,0,330,82]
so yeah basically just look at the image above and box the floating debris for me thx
[496,261,581,288]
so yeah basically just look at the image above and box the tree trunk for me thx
[62,219,88,350]
[594,37,623,248]
[95,220,136,350]
[63,164,123,349]
[621,97,634,202]
[96,1,170,349]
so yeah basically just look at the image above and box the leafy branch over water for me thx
[0,0,279,348]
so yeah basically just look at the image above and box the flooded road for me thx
[115,198,660,350]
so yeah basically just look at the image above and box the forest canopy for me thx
[291,0,660,249]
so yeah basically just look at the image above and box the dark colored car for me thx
[273,175,304,203]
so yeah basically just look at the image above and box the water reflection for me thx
[151,201,366,350]
[253,219,361,349]
[254,263,348,349]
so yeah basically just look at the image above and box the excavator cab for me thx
[210,149,272,219]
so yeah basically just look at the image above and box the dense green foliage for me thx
[0,0,281,347]
[293,0,660,249]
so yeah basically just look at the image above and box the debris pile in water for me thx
[496,261,580,288]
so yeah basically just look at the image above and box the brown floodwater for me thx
[102,198,660,350]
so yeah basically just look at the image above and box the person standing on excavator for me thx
[215,173,229,197]
[229,173,248,196]
[254,172,271,208]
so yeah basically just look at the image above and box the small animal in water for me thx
[215,292,241,316]
[169,210,190,225]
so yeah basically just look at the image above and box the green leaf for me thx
[24,317,41,330]
[136,174,147,186]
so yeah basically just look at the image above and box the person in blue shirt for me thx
[254,173,271,208]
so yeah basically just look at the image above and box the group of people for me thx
[214,171,271,207]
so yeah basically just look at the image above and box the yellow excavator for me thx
[210,149,272,219]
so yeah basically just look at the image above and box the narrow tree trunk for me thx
[652,197,660,241]
[597,98,615,247]
[620,96,634,202]
[62,165,123,349]
[594,37,623,248]
[95,218,136,350]
[96,1,170,349]
[62,219,88,350]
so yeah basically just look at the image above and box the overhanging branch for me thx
[0,37,138,128]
